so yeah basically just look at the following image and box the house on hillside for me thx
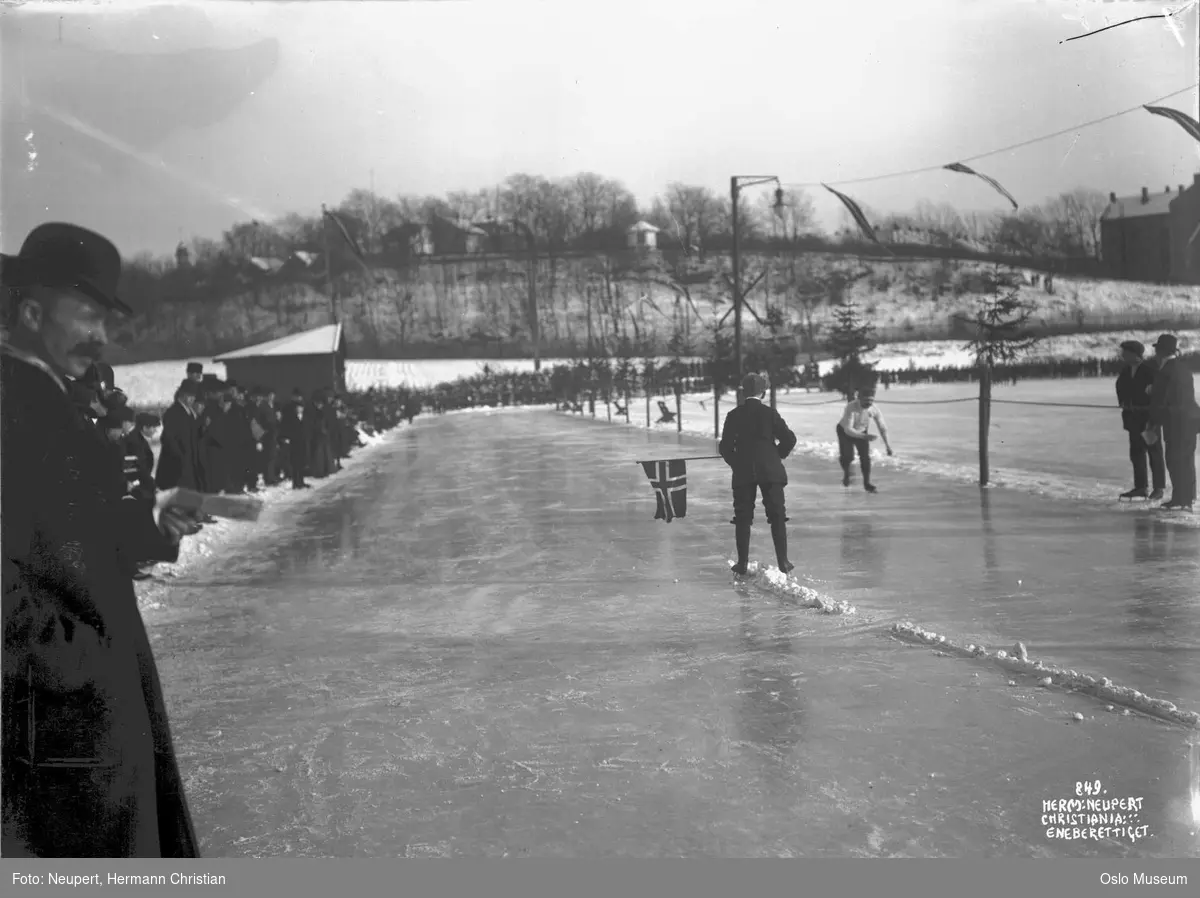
[475,219,528,254]
[1100,183,1192,282]
[213,323,347,397]
[382,223,434,260]
[626,221,659,251]
[428,217,489,255]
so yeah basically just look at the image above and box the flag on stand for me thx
[943,162,1019,211]
[1144,105,1200,144]
[641,459,687,523]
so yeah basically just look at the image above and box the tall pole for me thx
[731,177,742,406]
[516,220,540,372]
[322,204,337,326]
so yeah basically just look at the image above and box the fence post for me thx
[624,388,631,423]
[645,385,651,428]
[675,387,682,433]
[713,383,720,439]
[978,363,992,487]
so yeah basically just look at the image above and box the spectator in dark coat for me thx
[126,412,161,506]
[1115,340,1165,501]
[280,395,312,489]
[308,392,336,479]
[259,389,280,485]
[199,386,237,494]
[1150,334,1198,511]
[156,380,204,492]
[719,372,799,576]
[1,221,199,858]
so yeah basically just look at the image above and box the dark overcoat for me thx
[156,402,201,491]
[718,397,798,487]
[1,350,199,858]
[1115,360,1158,433]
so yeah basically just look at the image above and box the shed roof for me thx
[1101,190,1174,221]
[214,323,343,362]
[628,221,661,232]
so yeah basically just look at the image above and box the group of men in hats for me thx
[156,363,361,503]
[1116,334,1198,511]
[2,223,201,857]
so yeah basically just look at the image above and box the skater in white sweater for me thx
[836,387,893,492]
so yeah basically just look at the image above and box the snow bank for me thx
[890,622,1200,730]
[726,556,1199,728]
[135,422,397,613]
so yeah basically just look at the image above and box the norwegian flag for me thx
[943,162,1019,211]
[641,459,687,523]
[1144,105,1200,144]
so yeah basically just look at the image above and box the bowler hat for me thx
[741,372,768,397]
[186,362,203,374]
[1120,340,1145,356]
[0,223,131,315]
[136,412,161,428]
[176,379,202,397]
[1153,334,1178,354]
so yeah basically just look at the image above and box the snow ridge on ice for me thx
[732,560,858,615]
[890,622,1200,729]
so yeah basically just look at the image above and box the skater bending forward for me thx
[719,373,798,576]
[837,386,892,492]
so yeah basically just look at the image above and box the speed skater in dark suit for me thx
[719,372,799,576]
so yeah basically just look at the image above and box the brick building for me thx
[1101,177,1200,284]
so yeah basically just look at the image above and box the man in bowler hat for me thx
[719,372,799,576]
[1115,340,1165,501]
[1,222,200,857]
[1150,334,1197,511]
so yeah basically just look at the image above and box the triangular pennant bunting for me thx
[1144,105,1200,143]
[943,162,1019,210]
[822,184,884,247]
[323,208,370,267]
[641,459,687,523]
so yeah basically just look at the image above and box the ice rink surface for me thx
[145,408,1200,857]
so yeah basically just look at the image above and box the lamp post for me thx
[512,219,540,372]
[730,176,786,404]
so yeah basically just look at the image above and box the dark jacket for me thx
[1116,360,1157,433]
[280,403,311,466]
[1150,356,1199,435]
[1,350,199,858]
[124,430,157,504]
[718,398,797,487]
[156,402,201,491]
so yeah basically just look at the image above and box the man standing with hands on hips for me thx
[837,385,893,493]
[719,373,798,577]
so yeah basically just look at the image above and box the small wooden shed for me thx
[626,221,659,250]
[213,323,347,398]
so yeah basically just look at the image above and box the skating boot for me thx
[770,519,794,575]
[1120,488,1148,501]
[842,466,852,488]
[1148,488,1164,501]
[864,482,878,493]
[730,522,751,577]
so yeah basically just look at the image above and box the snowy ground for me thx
[111,327,1200,407]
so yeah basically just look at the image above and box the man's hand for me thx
[158,507,192,546]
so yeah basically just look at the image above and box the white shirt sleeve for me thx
[872,406,888,437]
[839,401,860,436]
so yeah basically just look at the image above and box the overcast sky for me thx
[2,0,1198,256]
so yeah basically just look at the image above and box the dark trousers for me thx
[290,451,308,488]
[837,424,871,480]
[1164,424,1198,504]
[732,482,787,525]
[1127,427,1165,491]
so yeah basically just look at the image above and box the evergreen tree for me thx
[824,297,878,398]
